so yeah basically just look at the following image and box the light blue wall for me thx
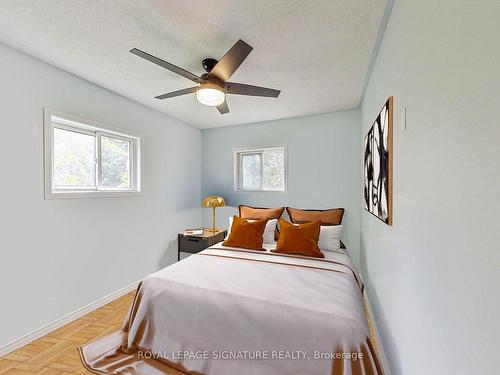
[202,110,362,266]
[360,1,500,374]
[0,42,201,348]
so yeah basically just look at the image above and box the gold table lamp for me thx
[202,196,225,233]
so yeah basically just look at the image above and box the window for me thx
[234,147,286,191]
[44,109,141,198]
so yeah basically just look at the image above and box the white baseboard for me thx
[363,290,391,375]
[0,280,140,357]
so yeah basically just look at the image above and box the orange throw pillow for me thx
[273,219,324,258]
[222,216,268,251]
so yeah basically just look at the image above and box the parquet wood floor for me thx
[0,291,184,374]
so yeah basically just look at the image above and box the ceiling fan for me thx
[130,39,281,114]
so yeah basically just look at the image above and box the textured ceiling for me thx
[0,0,387,129]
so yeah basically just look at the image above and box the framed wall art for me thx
[364,96,393,225]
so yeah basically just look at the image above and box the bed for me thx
[80,242,384,375]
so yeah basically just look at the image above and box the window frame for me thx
[44,109,141,199]
[233,146,287,192]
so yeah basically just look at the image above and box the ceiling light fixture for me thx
[196,84,225,107]
[130,39,281,115]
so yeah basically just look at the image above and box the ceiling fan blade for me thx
[216,100,229,114]
[154,87,198,100]
[209,39,253,82]
[225,82,281,98]
[130,48,201,83]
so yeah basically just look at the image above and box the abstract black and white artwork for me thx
[364,97,393,225]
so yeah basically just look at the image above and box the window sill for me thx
[234,189,286,193]
[44,190,143,199]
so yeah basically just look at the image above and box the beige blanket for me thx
[80,245,382,375]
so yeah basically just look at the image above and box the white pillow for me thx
[291,223,343,252]
[226,217,277,244]
[318,225,343,253]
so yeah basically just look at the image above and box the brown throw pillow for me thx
[239,205,285,220]
[239,205,285,240]
[273,219,324,258]
[222,216,268,251]
[286,207,345,225]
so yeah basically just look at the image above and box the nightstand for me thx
[178,229,227,261]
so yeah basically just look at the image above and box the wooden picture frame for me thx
[364,96,393,225]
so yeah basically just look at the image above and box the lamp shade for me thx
[202,196,225,208]
[196,86,225,106]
